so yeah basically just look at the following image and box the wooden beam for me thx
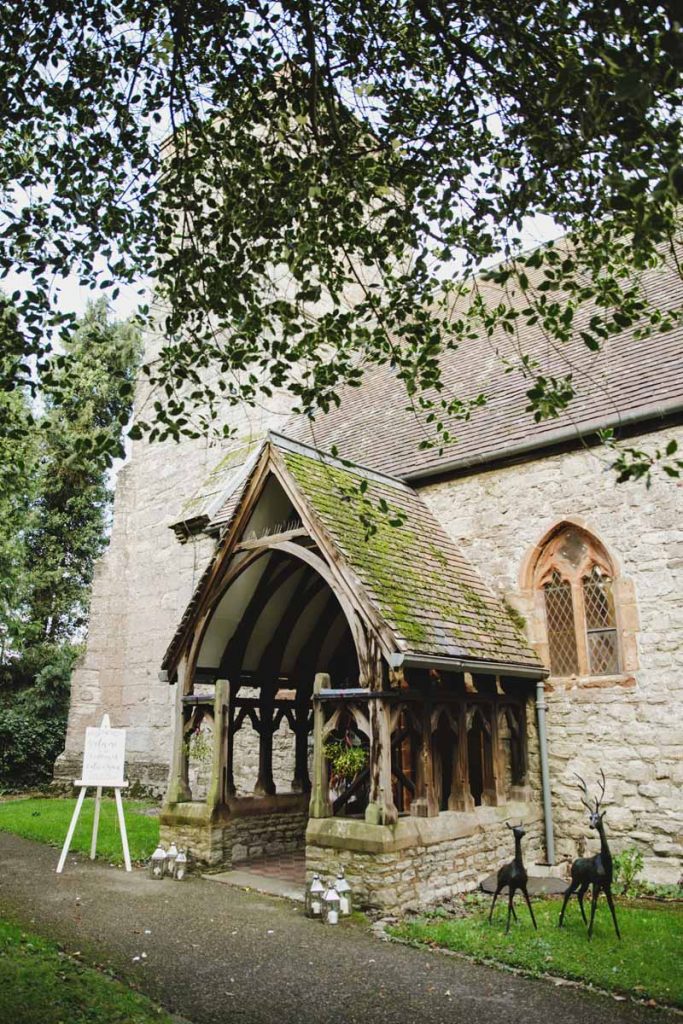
[448,703,474,811]
[252,572,325,796]
[217,554,300,681]
[235,528,308,550]
[290,594,343,793]
[410,696,439,818]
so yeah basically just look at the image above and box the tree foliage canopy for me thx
[0,1,681,451]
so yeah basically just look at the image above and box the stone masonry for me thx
[420,424,683,884]
[56,314,682,889]
[159,806,308,867]
[306,804,545,915]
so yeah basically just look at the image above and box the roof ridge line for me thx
[268,430,415,492]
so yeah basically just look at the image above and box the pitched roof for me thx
[162,436,543,677]
[276,440,541,670]
[284,254,683,479]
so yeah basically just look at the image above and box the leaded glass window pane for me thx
[583,567,619,675]
[544,572,579,676]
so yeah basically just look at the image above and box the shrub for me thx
[613,846,644,896]
[0,645,77,789]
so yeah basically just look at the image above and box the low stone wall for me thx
[160,796,309,867]
[306,803,546,915]
[225,810,308,864]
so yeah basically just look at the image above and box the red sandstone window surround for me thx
[530,523,629,681]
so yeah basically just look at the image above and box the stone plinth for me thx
[306,802,544,914]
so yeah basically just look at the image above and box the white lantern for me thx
[149,844,166,880]
[335,868,352,916]
[305,874,325,918]
[165,842,178,877]
[322,883,341,925]
[174,848,188,880]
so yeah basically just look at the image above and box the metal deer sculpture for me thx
[559,770,621,940]
[489,823,537,933]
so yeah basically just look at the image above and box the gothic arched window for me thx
[536,525,621,678]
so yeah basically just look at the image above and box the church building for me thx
[56,254,683,912]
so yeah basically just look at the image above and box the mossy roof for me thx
[278,444,540,669]
[170,440,261,532]
[162,436,542,675]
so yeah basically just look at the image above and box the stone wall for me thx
[224,809,308,864]
[160,801,308,867]
[306,804,545,914]
[419,425,683,883]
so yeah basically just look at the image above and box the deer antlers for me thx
[575,769,607,812]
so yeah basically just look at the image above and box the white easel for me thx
[56,714,131,873]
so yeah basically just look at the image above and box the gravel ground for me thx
[0,833,674,1024]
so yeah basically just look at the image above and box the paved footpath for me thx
[0,833,675,1024]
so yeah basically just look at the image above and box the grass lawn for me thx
[0,918,176,1024]
[390,896,683,1008]
[0,797,159,864]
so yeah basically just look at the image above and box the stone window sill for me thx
[546,673,635,692]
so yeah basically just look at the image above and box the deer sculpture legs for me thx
[489,879,537,934]
[589,884,621,940]
[558,877,589,927]
[560,771,621,940]
[489,823,538,934]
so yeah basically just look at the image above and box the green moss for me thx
[179,440,260,518]
[281,448,539,663]
[283,453,428,644]
[503,599,528,634]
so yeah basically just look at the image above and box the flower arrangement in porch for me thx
[324,739,368,789]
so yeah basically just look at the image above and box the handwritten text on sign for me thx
[81,727,126,786]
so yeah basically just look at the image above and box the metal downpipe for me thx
[536,679,555,865]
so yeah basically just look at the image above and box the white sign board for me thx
[80,724,126,787]
[57,714,131,874]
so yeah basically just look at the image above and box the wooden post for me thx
[366,694,399,825]
[410,698,438,818]
[167,658,192,804]
[363,641,398,826]
[206,679,229,813]
[225,680,237,797]
[483,702,503,806]
[292,676,312,793]
[309,673,332,818]
[254,679,276,795]
[448,703,474,811]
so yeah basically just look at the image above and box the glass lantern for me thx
[149,844,166,880]
[174,848,188,880]
[305,874,325,918]
[335,868,352,916]
[165,842,178,878]
[322,883,341,925]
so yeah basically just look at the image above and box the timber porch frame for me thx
[160,435,546,845]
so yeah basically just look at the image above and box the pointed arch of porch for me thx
[185,539,371,687]
[168,532,387,810]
